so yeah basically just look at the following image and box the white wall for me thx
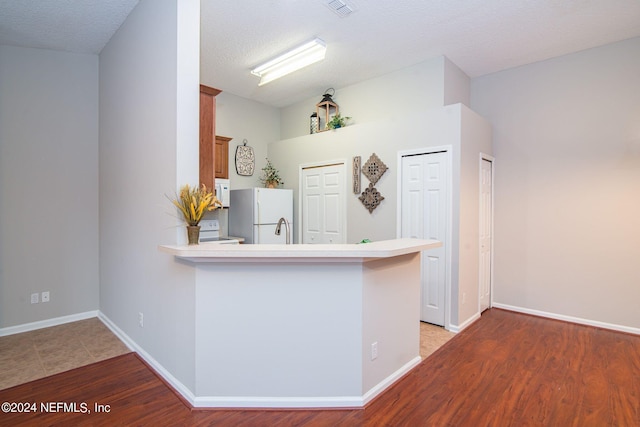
[269,103,492,328]
[0,46,99,329]
[444,57,471,107]
[215,92,280,190]
[269,107,461,244]
[99,0,200,392]
[471,37,640,330]
[457,106,493,323]
[280,57,447,140]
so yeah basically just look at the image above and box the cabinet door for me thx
[199,85,221,189]
[215,136,231,179]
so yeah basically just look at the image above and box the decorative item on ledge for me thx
[362,153,388,185]
[326,113,352,130]
[310,112,319,134]
[259,158,284,188]
[235,139,255,176]
[353,156,361,194]
[169,184,222,245]
[359,183,384,213]
[316,88,338,131]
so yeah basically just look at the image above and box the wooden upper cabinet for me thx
[199,84,222,190]
[215,136,232,179]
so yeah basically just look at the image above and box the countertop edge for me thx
[159,238,442,261]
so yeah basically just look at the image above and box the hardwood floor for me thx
[1,308,638,426]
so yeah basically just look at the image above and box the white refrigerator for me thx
[229,188,293,244]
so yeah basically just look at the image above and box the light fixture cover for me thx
[326,0,354,17]
[251,38,326,86]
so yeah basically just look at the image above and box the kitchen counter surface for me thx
[159,238,441,262]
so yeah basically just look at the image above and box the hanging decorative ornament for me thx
[362,153,388,185]
[353,156,361,194]
[235,139,255,176]
[359,183,384,213]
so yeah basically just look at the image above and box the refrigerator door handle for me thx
[256,199,260,243]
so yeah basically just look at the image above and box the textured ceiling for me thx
[0,0,139,53]
[2,1,640,108]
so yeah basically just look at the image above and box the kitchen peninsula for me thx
[159,238,441,408]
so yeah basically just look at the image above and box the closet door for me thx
[479,157,493,312]
[301,163,346,244]
[401,152,449,326]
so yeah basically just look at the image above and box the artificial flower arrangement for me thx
[170,184,222,226]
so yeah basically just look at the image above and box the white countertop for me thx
[159,238,441,263]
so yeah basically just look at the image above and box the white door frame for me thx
[478,153,495,312]
[397,146,453,331]
[298,159,348,244]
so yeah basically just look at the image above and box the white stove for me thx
[199,219,239,244]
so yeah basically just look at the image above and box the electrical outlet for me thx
[41,291,50,303]
[462,292,467,304]
[31,293,39,304]
[371,342,378,360]
[138,312,144,327]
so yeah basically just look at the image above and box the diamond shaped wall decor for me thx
[362,153,387,185]
[359,183,384,213]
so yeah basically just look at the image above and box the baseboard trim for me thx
[193,355,422,409]
[492,303,640,336]
[98,311,422,409]
[449,312,481,333]
[0,310,99,337]
[97,311,197,407]
[193,395,363,409]
[361,355,422,406]
[3,310,424,408]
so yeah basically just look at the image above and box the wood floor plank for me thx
[1,309,638,426]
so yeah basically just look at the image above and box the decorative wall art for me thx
[235,139,255,176]
[352,156,361,194]
[356,152,388,213]
[359,183,385,213]
[362,153,388,185]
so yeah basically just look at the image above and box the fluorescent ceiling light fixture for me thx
[251,38,326,86]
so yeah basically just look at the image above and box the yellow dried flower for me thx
[170,184,222,226]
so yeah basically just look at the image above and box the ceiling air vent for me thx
[325,0,354,18]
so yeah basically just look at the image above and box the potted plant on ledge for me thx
[259,158,284,188]
[170,184,222,244]
[326,113,352,130]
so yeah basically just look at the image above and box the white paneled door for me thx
[302,163,346,244]
[479,157,493,312]
[401,152,448,326]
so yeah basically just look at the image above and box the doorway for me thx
[300,162,346,244]
[399,148,451,327]
[479,155,494,312]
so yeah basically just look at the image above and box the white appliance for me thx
[215,179,230,208]
[199,219,239,244]
[229,188,293,244]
